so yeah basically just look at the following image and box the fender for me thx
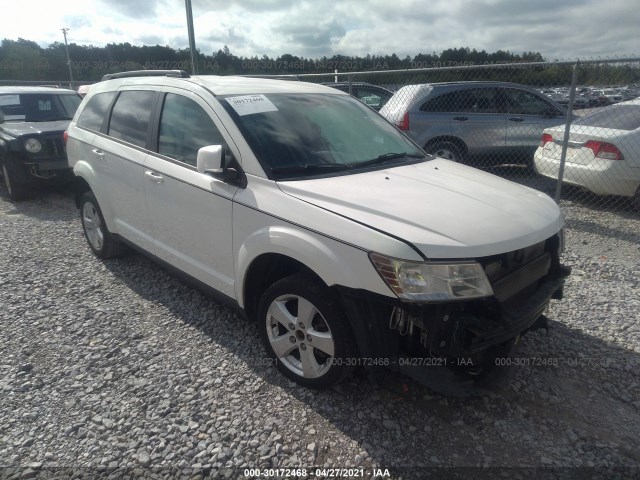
[236,224,392,308]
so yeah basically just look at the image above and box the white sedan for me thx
[534,99,640,204]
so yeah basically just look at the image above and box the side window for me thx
[77,91,116,132]
[421,92,460,112]
[465,88,499,113]
[108,90,156,148]
[502,88,555,115]
[422,89,500,114]
[158,93,225,167]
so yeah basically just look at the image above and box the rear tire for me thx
[631,186,640,210]
[80,191,126,258]
[258,273,357,389]
[1,158,29,201]
[426,141,464,163]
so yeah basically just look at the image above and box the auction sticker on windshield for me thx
[0,95,20,106]
[226,94,278,116]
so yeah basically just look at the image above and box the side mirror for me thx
[196,145,223,175]
[196,144,247,188]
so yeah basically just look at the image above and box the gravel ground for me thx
[0,182,639,480]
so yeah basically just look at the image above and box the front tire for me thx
[258,274,357,389]
[1,158,29,201]
[426,141,464,163]
[80,191,126,258]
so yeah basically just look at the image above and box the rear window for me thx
[574,105,640,131]
[77,92,116,132]
[107,91,157,148]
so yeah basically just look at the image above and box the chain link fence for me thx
[269,58,640,216]
[3,58,639,217]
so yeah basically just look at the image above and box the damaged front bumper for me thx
[338,254,570,394]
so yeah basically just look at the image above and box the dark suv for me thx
[0,86,82,200]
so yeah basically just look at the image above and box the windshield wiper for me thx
[350,152,424,168]
[271,163,352,174]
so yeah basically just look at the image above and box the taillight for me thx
[540,133,553,147]
[584,140,623,160]
[397,112,410,130]
[63,131,68,145]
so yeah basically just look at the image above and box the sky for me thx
[2,0,639,61]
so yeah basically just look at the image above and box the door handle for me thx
[144,171,164,184]
[453,116,468,121]
[91,149,105,159]
[509,117,525,122]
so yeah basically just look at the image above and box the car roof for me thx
[322,81,389,88]
[0,86,78,94]
[91,74,347,96]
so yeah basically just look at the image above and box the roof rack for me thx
[242,75,300,81]
[101,70,191,81]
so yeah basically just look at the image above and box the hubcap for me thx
[82,202,104,251]
[432,148,457,161]
[2,165,12,196]
[265,294,335,379]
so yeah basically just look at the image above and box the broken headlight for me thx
[369,252,493,302]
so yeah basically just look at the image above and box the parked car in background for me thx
[0,86,82,200]
[593,89,624,104]
[64,70,568,393]
[380,81,568,165]
[572,95,590,109]
[534,98,640,206]
[583,90,610,108]
[321,82,393,111]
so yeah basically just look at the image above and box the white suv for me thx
[66,70,569,393]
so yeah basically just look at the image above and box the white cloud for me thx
[2,0,638,60]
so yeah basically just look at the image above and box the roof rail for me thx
[101,70,191,81]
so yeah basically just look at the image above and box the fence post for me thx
[554,61,580,203]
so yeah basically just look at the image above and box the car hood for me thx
[277,159,564,259]
[0,120,70,137]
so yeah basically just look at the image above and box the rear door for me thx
[93,89,158,251]
[418,88,506,155]
[142,88,239,298]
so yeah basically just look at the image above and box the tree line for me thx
[1,38,637,87]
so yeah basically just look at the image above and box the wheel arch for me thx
[238,226,383,322]
[242,253,323,323]
[72,160,117,231]
[73,175,91,208]
[424,136,468,156]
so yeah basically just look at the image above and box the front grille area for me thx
[480,237,558,303]
[491,253,551,302]
[42,137,65,158]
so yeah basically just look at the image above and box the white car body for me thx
[534,99,640,197]
[65,71,568,392]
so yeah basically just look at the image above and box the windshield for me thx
[221,93,425,179]
[574,104,640,131]
[0,93,81,123]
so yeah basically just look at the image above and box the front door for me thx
[143,90,238,298]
